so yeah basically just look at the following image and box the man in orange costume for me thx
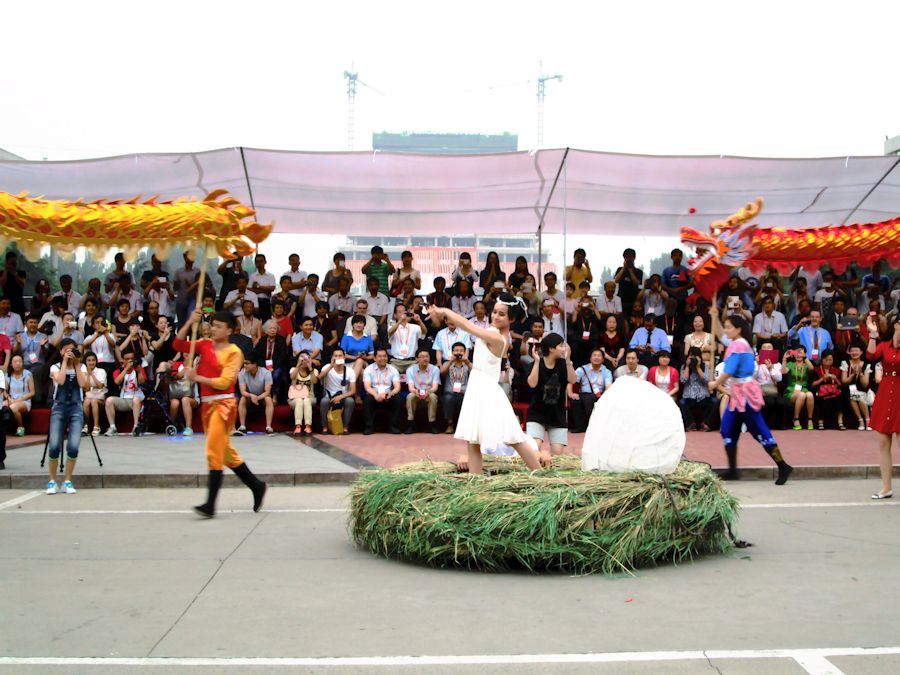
[175,310,267,518]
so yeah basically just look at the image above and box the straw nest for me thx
[349,456,739,574]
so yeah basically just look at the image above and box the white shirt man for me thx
[146,287,173,318]
[300,286,326,320]
[434,323,472,365]
[364,290,391,320]
[248,270,277,301]
[106,287,144,316]
[329,290,356,317]
[362,361,401,395]
[344,302,379,340]
[282,255,307,297]
[596,287,623,315]
[223,288,259,316]
[540,302,564,337]
[752,306,788,341]
[794,266,823,297]
[321,359,357,395]
[0,303,23,341]
[52,289,83,315]
[388,317,422,360]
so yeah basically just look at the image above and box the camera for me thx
[455,353,463,360]
[70,348,81,359]
[39,322,55,335]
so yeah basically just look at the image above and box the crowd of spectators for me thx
[0,243,898,451]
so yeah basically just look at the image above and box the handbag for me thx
[288,383,309,400]
[326,406,344,435]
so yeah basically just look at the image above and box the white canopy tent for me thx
[2,147,899,238]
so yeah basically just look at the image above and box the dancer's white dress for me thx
[454,328,537,453]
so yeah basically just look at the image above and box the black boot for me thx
[765,445,793,485]
[716,444,740,481]
[195,469,223,518]
[232,463,267,512]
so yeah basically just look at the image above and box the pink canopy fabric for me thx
[1,148,898,236]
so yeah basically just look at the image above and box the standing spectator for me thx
[103,252,128,294]
[782,347,815,430]
[173,251,201,327]
[235,355,275,436]
[108,274,143,318]
[80,351,107,436]
[51,275,83,315]
[387,303,421,374]
[434,317,472,366]
[248,254,276,322]
[508,256,531,291]
[272,276,299,330]
[328,276,355,331]
[140,301,161,334]
[361,245,394,295]
[787,309,833,364]
[404,348,441,433]
[140,255,173,319]
[311,301,339,359]
[680,348,716,431]
[791,265,824,298]
[786,277,811,322]
[236,300,262,344]
[0,251,27,316]
[753,296,789,350]
[148,316,177,375]
[813,270,846,317]
[7,354,34,436]
[821,296,849,342]
[298,273,325,321]
[426,276,453,310]
[362,277,391,338]
[362,348,402,434]
[216,255,244,310]
[526,333,576,460]
[110,299,133,337]
[614,349,648,380]
[647,351,679,398]
[563,282,579,315]
[104,352,146,436]
[287,351,318,435]
[45,339,88,495]
[568,299,600,367]
[281,253,307,297]
[167,362,199,436]
[596,281,622,316]
[662,248,691,310]
[841,343,872,430]
[788,297,814,333]
[565,248,593,290]
[392,250,422,294]
[291,317,323,367]
[0,297,24,342]
[439,341,470,434]
[450,252,478,295]
[597,314,625,370]
[318,348,357,434]
[223,274,259,317]
[30,278,51,316]
[614,248,643,311]
[78,297,102,337]
[865,314,900,499]
[479,251,507,292]
[321,252,352,297]
[569,348,613,433]
[860,260,891,297]
[812,350,844,430]
[451,279,477,319]
[542,272,565,307]
[117,320,149,364]
[519,319,545,372]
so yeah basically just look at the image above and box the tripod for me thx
[40,430,103,470]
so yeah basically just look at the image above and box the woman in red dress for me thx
[866,315,900,499]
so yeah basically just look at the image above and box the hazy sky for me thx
[3,1,898,276]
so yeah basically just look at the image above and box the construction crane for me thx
[536,62,563,148]
[343,67,384,151]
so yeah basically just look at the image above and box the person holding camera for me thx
[288,350,318,435]
[527,333,576,462]
[637,274,668,318]
[45,338,88,495]
[387,302,423,374]
[318,348,357,434]
[80,351,108,437]
[680,347,716,431]
[782,346,815,430]
[787,309,834,365]
[439,341,470,434]
[569,299,601,367]
[104,352,147,436]
[569,348,613,433]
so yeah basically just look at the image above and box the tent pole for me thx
[238,147,260,254]
[535,147,570,293]
[840,157,900,225]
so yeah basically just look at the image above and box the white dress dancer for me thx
[454,327,538,453]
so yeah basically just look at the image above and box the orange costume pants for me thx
[201,398,244,470]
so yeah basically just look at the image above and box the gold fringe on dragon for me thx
[0,189,271,261]
[681,197,900,299]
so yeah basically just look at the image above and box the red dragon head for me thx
[680,198,763,300]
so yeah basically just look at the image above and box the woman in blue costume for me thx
[708,315,793,484]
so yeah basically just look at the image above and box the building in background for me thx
[345,132,553,291]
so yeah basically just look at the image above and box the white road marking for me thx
[0,646,894,668]
[0,508,349,515]
[743,501,899,509]
[794,654,845,674]
[0,491,40,510]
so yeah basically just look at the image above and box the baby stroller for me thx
[134,370,178,437]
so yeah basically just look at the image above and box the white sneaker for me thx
[46,481,58,495]
[62,481,77,494]
[104,426,118,437]
[265,427,275,436]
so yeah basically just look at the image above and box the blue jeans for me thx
[47,399,84,461]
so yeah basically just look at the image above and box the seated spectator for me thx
[596,280,622,316]
[563,282,578,315]
[0,297,24,342]
[614,348,647,380]
[223,273,259,317]
[216,255,244,310]
[540,297,564,336]
[281,252,307,298]
[270,299,295,340]
[249,253,276,322]
[328,276,355,330]
[148,316,178,374]
[568,299,600,367]
[254,320,289,401]
[782,346,815,430]
[680,347,715,431]
[318,348,357,434]
[812,349,843,430]
[288,351,318,435]
[235,355,274,436]
[82,315,120,388]
[78,297,101,338]
[518,274,541,317]
[637,274,668,317]
[388,302,426,372]
[52,274,83,315]
[450,252,478,295]
[405,348,441,434]
[1,251,28,317]
[569,348,613,433]
[470,300,490,330]
[80,351,107,436]
[31,278,51,316]
[719,276,755,313]
[841,343,872,430]
[647,350,679,398]
[719,295,752,324]
[597,314,625,370]
[50,312,85,352]
[104,252,128,295]
[166,361,199,436]
[322,252,353,296]
[624,301,645,340]
[0,330,9,372]
[629,313,669,367]
[236,299,262,344]
[508,255,531,290]
[7,354,35,436]
[362,245,395,295]
[311,301,339,358]
[426,276,453,309]
[104,353,146,436]
[542,272,565,308]
[0,367,8,467]
[142,256,174,319]
[362,277,391,338]
[343,298,379,342]
[520,318,545,371]
[15,314,50,404]
[298,273,325,320]
[752,296,788,350]
[340,315,375,384]
[859,260,891,306]
[362,348,402,435]
[272,275,299,329]
[439,341,470,434]
[111,299,134,337]
[140,301,161,333]
[451,279,477,319]
[822,296,849,341]
[39,297,66,340]
[755,342,785,430]
[787,309,833,364]
[118,319,150,366]
[434,317,472,366]
[291,317,323,368]
[788,295,813,329]
[479,250,507,292]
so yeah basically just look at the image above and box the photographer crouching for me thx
[46,338,88,495]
